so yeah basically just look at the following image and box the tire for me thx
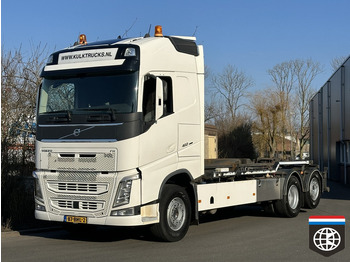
[304,173,321,209]
[274,176,301,218]
[262,202,275,216]
[150,184,191,242]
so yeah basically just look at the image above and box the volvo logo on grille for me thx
[59,125,95,139]
[73,129,81,136]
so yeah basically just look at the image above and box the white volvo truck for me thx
[34,26,328,241]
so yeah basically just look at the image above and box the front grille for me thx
[44,171,116,217]
[81,202,98,210]
[58,200,74,209]
[53,199,104,211]
[47,181,108,195]
[47,151,116,171]
[58,183,97,192]
[58,172,98,182]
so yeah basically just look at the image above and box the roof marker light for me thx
[154,25,163,37]
[79,34,87,45]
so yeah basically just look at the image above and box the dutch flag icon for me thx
[309,216,346,257]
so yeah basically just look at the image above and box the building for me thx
[204,124,218,159]
[310,56,350,185]
[252,132,300,160]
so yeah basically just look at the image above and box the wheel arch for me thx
[158,169,198,224]
[282,170,304,195]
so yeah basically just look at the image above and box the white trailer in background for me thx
[34,26,328,241]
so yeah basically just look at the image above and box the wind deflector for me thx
[166,36,199,56]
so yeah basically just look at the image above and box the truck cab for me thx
[34,26,204,240]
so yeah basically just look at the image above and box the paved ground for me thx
[2,180,349,262]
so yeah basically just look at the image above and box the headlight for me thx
[33,171,46,211]
[113,180,133,207]
[35,203,46,211]
[33,171,43,200]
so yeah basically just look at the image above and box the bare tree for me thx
[204,65,219,123]
[205,92,221,123]
[1,44,49,169]
[252,58,323,159]
[209,64,254,133]
[293,59,323,154]
[250,88,282,158]
[2,44,50,229]
[330,55,348,71]
[1,48,22,165]
[268,61,295,159]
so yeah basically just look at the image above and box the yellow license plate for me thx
[64,215,87,224]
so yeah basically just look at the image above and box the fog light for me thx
[35,203,46,211]
[110,206,140,216]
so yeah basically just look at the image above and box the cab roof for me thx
[60,35,199,57]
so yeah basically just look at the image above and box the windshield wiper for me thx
[46,110,72,122]
[67,110,72,121]
[77,107,117,122]
[109,107,116,121]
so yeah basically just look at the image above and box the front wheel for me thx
[304,173,321,209]
[274,176,301,218]
[150,184,191,242]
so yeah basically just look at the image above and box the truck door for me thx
[139,74,177,182]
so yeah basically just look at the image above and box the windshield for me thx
[38,72,138,114]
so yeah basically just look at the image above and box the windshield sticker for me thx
[58,48,118,64]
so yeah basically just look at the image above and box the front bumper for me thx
[34,169,159,227]
[35,208,158,226]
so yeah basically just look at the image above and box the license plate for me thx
[64,215,87,224]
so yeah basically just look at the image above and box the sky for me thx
[2,0,350,92]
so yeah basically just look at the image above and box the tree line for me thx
[1,44,49,229]
[205,56,348,160]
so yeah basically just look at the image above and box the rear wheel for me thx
[304,173,321,209]
[274,176,301,217]
[150,184,191,242]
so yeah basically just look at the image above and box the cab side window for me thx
[161,77,173,117]
[142,76,173,127]
[143,76,156,123]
